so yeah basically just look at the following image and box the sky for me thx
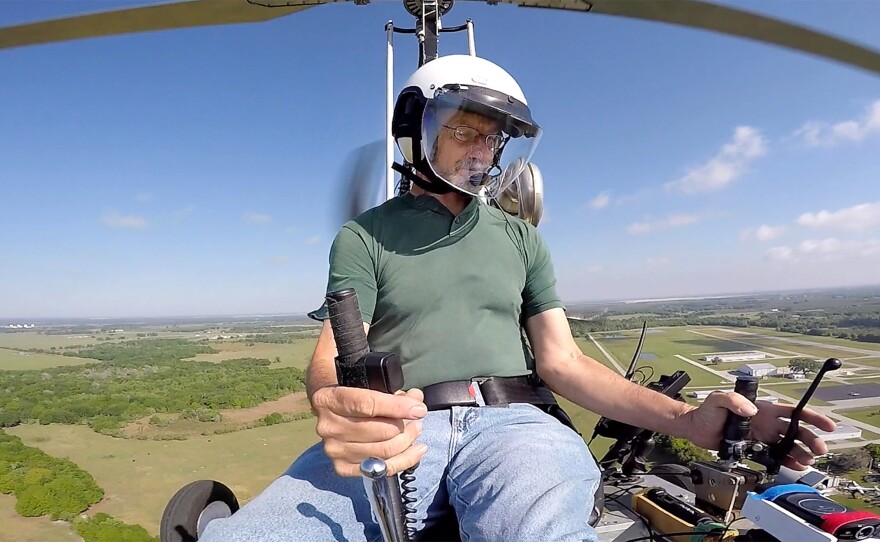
[1,0,879,319]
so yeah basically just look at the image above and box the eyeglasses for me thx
[443,125,506,152]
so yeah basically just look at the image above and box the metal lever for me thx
[717,357,842,474]
[766,357,842,472]
[361,458,409,542]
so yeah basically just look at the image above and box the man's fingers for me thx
[763,402,837,433]
[797,425,828,456]
[325,421,424,463]
[317,386,427,420]
[332,443,428,478]
[782,443,816,472]
[707,390,758,416]
[383,443,429,476]
[316,411,406,443]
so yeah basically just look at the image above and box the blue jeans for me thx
[200,403,601,541]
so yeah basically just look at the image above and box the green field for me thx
[0,494,80,542]
[0,348,98,370]
[7,323,880,540]
[185,338,317,370]
[8,420,322,537]
[714,327,880,355]
[588,328,731,387]
[837,407,880,432]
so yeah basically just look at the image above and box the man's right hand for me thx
[311,386,428,477]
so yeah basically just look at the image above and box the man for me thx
[201,55,835,542]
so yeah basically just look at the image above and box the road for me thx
[586,333,626,374]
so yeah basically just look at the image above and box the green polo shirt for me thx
[314,192,564,390]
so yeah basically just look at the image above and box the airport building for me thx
[810,424,862,442]
[738,363,779,378]
[702,351,768,363]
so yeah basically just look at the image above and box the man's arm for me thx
[306,319,371,405]
[525,307,696,439]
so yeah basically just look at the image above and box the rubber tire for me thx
[646,464,696,493]
[160,480,240,542]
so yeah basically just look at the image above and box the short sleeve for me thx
[308,224,378,324]
[521,229,565,320]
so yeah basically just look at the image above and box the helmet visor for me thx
[421,86,542,197]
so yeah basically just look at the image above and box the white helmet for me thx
[392,55,542,197]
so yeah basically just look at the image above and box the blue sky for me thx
[2,0,879,319]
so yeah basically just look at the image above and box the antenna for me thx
[624,321,648,380]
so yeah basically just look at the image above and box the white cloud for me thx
[796,201,880,232]
[794,100,880,146]
[766,238,880,262]
[244,212,272,224]
[306,236,321,245]
[588,192,611,210]
[627,213,702,235]
[766,246,793,261]
[664,126,767,195]
[740,224,786,242]
[100,211,147,230]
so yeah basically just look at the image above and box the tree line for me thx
[568,311,880,344]
[0,339,306,434]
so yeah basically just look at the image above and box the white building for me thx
[739,363,779,378]
[810,424,862,442]
[702,351,768,363]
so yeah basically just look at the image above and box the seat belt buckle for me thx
[468,379,487,407]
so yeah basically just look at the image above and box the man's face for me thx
[431,110,502,191]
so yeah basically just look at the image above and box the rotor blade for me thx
[493,0,880,77]
[335,140,387,228]
[0,0,329,51]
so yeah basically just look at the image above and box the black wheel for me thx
[160,480,240,542]
[646,464,695,493]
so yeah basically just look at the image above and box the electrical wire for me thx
[633,366,656,386]
[615,490,754,542]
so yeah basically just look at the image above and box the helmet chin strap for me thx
[391,161,455,195]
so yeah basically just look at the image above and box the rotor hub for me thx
[403,0,454,19]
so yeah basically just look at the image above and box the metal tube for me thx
[385,21,395,201]
[466,19,475,56]
[361,458,408,542]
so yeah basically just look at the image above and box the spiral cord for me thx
[400,463,419,541]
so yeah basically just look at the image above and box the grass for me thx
[0,348,98,370]
[837,407,880,432]
[7,323,880,540]
[8,420,323,537]
[184,338,316,370]
[0,494,79,542]
[587,328,733,387]
[832,494,880,515]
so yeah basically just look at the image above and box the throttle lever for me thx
[717,357,841,475]
[766,357,841,472]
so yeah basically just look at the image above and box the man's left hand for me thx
[683,391,837,471]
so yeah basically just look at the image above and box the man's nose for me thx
[467,139,492,158]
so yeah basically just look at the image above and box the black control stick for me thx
[718,358,841,474]
[326,289,409,542]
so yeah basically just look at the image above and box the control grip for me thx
[327,288,371,389]
[719,376,758,461]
